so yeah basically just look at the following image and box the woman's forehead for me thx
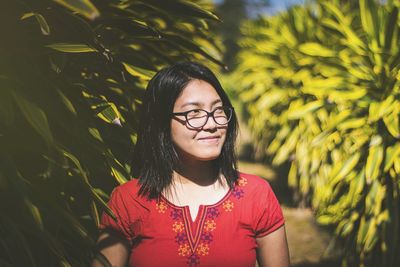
[175,79,222,108]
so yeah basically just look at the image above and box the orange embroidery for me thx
[222,200,234,212]
[178,244,191,256]
[156,201,168,213]
[203,219,217,232]
[238,177,248,186]
[172,221,185,233]
[158,176,249,266]
[196,243,209,256]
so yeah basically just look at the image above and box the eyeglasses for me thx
[172,106,233,129]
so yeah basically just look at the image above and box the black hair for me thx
[131,61,239,199]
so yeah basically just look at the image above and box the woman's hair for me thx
[131,61,239,199]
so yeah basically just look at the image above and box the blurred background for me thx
[1,0,399,266]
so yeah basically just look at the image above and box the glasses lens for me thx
[185,107,232,128]
[214,107,232,125]
[187,110,208,128]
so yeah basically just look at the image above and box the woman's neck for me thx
[173,160,218,187]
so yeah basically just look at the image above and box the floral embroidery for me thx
[178,244,191,256]
[196,243,210,256]
[206,207,220,219]
[172,221,185,232]
[232,187,245,199]
[156,201,168,213]
[187,254,200,266]
[238,177,248,186]
[222,200,234,212]
[204,219,217,232]
[171,209,183,220]
[157,176,249,266]
[200,232,213,243]
[175,232,188,245]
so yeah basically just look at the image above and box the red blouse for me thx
[100,172,284,267]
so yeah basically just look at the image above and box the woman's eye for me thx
[214,107,224,113]
[187,109,202,117]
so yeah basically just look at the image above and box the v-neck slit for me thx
[183,206,205,252]
[160,187,233,254]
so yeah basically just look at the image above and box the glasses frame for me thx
[172,106,233,129]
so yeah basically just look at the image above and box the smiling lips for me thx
[198,136,221,143]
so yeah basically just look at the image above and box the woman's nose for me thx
[202,114,218,130]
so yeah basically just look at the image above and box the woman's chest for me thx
[130,198,257,267]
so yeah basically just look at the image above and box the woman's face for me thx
[171,79,227,163]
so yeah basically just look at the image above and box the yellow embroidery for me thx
[203,219,217,232]
[156,201,168,213]
[238,177,248,186]
[196,243,209,256]
[172,221,185,233]
[178,244,191,256]
[222,200,234,212]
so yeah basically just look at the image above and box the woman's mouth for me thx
[198,136,221,143]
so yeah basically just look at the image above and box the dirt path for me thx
[238,161,340,267]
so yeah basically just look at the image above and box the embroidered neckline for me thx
[159,186,232,210]
[155,176,248,267]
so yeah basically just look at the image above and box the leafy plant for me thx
[0,0,221,265]
[232,0,400,266]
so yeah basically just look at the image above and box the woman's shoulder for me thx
[109,178,153,210]
[111,178,141,197]
[237,172,273,193]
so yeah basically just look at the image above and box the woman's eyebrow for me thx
[211,99,223,107]
[180,99,222,109]
[180,101,202,108]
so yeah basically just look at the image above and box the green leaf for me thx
[256,91,285,110]
[383,104,400,138]
[46,43,97,53]
[317,214,333,225]
[364,217,378,252]
[53,0,100,20]
[368,96,396,122]
[341,221,354,237]
[57,89,76,115]
[111,166,128,185]
[287,100,324,120]
[384,143,400,171]
[62,150,115,220]
[13,92,54,145]
[288,161,298,188]
[359,0,380,44]
[95,103,122,126]
[273,128,299,165]
[146,0,219,21]
[355,168,366,195]
[331,153,360,183]
[122,63,156,81]
[105,151,129,185]
[24,200,44,231]
[337,118,366,131]
[298,42,336,57]
[384,6,398,51]
[21,12,50,35]
[88,128,103,142]
[357,216,369,246]
[365,139,384,184]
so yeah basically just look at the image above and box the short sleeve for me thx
[100,186,140,244]
[253,180,284,238]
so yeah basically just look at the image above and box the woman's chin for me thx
[195,151,222,162]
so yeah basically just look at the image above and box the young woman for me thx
[93,62,289,267]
